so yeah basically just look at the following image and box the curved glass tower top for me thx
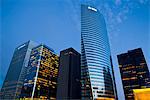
[81,4,116,100]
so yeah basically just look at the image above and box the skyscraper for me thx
[57,48,81,99]
[19,44,59,99]
[117,48,150,100]
[81,4,116,100]
[0,41,37,99]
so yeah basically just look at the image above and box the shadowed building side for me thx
[0,41,37,99]
[56,48,81,99]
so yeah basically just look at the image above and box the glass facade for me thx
[20,44,59,99]
[117,48,150,100]
[0,41,37,99]
[81,4,116,100]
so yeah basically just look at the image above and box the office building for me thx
[117,48,150,100]
[20,44,59,99]
[57,48,81,99]
[81,4,116,100]
[0,41,37,99]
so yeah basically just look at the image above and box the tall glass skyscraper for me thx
[0,41,37,99]
[81,4,116,100]
[20,44,59,99]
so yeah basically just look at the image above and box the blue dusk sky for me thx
[0,0,149,100]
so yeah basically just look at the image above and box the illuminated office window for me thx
[20,44,59,99]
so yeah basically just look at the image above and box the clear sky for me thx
[0,0,149,100]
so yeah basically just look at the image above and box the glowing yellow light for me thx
[96,97,115,100]
[133,88,150,100]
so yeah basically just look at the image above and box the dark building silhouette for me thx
[0,41,37,99]
[57,48,81,99]
[117,48,150,100]
[20,44,59,99]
